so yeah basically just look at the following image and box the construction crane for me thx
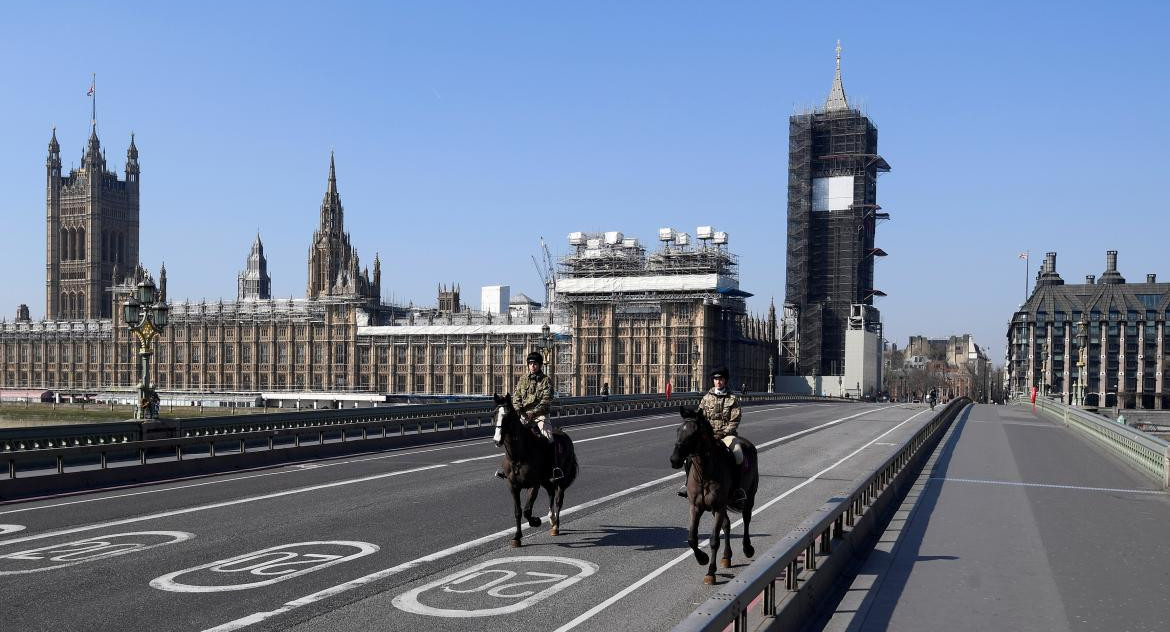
[531,237,557,306]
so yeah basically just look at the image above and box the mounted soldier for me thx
[496,350,564,481]
[677,366,746,501]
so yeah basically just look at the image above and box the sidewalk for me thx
[820,403,1170,632]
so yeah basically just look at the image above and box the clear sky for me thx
[2,1,1167,366]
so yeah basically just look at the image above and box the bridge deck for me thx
[822,403,1170,632]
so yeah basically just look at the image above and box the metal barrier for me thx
[1030,396,1170,488]
[1,393,839,485]
[672,398,970,632]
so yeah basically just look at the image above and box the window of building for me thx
[334,344,348,365]
[580,340,596,365]
[241,346,251,363]
[586,375,599,395]
[615,376,625,395]
[433,374,445,393]
[433,346,446,364]
[276,344,287,364]
[649,341,659,365]
[207,346,218,363]
[359,346,370,365]
[395,346,407,366]
[395,374,406,392]
[378,346,389,364]
[472,346,485,365]
[413,373,426,393]
[473,374,484,394]
[312,344,323,364]
[632,341,643,365]
[492,345,505,365]
[453,346,465,365]
[453,374,464,394]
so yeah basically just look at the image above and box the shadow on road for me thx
[555,524,693,551]
[821,404,972,632]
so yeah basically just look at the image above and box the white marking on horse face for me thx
[493,407,504,445]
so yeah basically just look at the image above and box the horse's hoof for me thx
[528,517,541,528]
[511,539,522,548]
[719,558,731,569]
[744,544,755,558]
[703,574,716,585]
[550,526,559,536]
[694,551,709,566]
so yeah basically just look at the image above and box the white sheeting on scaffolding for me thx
[555,274,737,294]
[358,323,570,337]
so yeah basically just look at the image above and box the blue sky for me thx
[1,1,1167,365]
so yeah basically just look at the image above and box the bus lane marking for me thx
[152,541,378,593]
[204,405,899,631]
[0,531,193,575]
[0,524,25,535]
[392,556,598,618]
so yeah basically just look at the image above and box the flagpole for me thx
[1024,249,1029,303]
[91,72,96,129]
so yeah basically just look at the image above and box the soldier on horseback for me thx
[678,366,746,501]
[496,350,564,481]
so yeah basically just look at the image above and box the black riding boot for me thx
[677,458,690,497]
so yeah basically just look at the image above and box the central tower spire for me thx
[825,40,849,112]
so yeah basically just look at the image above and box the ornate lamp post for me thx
[541,323,555,394]
[1075,318,1088,406]
[123,276,169,420]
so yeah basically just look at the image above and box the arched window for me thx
[101,231,108,262]
[78,228,86,261]
[60,293,67,317]
[117,232,125,263]
[78,292,85,318]
[62,229,70,261]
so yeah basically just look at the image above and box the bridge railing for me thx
[1029,396,1170,488]
[673,398,970,632]
[0,392,840,488]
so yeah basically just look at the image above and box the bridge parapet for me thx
[1029,396,1170,488]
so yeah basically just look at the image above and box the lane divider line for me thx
[929,477,1166,495]
[0,464,448,547]
[201,405,906,631]
[551,407,928,632]
[0,403,799,515]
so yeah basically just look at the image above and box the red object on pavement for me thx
[666,382,672,400]
[1030,387,1037,403]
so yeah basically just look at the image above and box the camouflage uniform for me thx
[699,388,741,439]
[513,371,553,422]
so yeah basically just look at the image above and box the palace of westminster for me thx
[0,123,777,401]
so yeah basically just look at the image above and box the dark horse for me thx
[669,405,759,584]
[493,394,579,547]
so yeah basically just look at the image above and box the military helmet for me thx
[709,366,729,380]
[526,351,544,365]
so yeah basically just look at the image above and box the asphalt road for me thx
[0,401,939,632]
[823,403,1170,632]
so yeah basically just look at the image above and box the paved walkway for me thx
[821,403,1170,632]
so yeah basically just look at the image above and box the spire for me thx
[159,262,167,301]
[825,40,849,112]
[48,126,60,153]
[328,150,337,194]
[84,122,103,169]
[127,132,138,159]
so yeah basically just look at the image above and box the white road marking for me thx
[151,541,379,592]
[930,477,1167,495]
[0,464,446,548]
[0,531,193,575]
[756,405,897,449]
[0,524,25,535]
[392,556,598,617]
[551,407,931,632]
[202,405,900,631]
[0,403,807,515]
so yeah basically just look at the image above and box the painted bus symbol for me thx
[0,531,193,576]
[393,556,598,617]
[151,541,378,592]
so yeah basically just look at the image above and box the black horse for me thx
[493,394,579,547]
[669,405,759,584]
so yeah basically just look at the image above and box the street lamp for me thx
[123,275,169,420]
[541,323,555,394]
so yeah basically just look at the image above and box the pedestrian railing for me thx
[672,398,970,632]
[1,393,841,484]
[1029,396,1170,488]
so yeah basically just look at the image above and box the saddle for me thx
[721,435,747,469]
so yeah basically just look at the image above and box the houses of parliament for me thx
[0,122,777,402]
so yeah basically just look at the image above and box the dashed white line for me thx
[930,477,1166,495]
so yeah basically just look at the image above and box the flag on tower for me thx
[1018,252,1028,260]
[87,82,94,97]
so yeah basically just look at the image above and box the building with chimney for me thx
[1007,251,1170,409]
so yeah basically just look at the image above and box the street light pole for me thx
[123,274,169,420]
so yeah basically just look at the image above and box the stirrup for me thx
[494,469,507,480]
[732,488,747,504]
[550,467,565,481]
[677,485,688,498]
